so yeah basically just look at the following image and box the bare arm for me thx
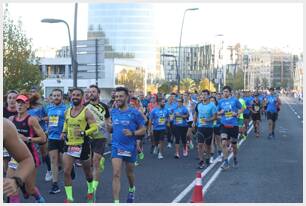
[29,117,47,144]
[3,118,35,196]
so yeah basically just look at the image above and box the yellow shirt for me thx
[64,107,88,146]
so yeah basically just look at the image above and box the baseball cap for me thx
[16,94,29,103]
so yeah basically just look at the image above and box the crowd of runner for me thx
[3,85,282,203]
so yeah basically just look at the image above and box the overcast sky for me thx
[6,2,303,54]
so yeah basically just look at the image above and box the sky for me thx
[5,2,303,55]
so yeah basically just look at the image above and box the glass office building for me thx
[88,3,156,70]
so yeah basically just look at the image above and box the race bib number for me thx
[3,148,10,157]
[169,114,174,121]
[176,117,183,124]
[66,145,82,158]
[117,149,131,157]
[158,117,165,125]
[8,158,18,170]
[254,106,260,112]
[199,118,206,125]
[225,111,233,118]
[49,116,59,127]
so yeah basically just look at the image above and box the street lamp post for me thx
[41,3,78,88]
[178,8,199,94]
[161,54,179,92]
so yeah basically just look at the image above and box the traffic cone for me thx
[191,171,204,203]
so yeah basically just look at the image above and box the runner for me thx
[3,90,18,175]
[28,89,51,182]
[210,96,223,163]
[193,90,217,168]
[46,88,67,194]
[165,93,178,148]
[8,94,47,203]
[107,87,146,203]
[237,92,247,142]
[173,97,189,158]
[85,84,110,200]
[129,97,147,165]
[242,91,252,137]
[250,93,262,137]
[264,87,281,139]
[148,98,169,159]
[3,118,35,202]
[217,86,243,170]
[60,88,98,203]
[184,92,196,152]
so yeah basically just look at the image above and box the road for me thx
[20,96,303,203]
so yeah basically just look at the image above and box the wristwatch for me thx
[11,176,23,189]
[80,131,86,137]
[132,131,135,136]
[27,137,32,143]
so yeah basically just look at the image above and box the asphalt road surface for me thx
[18,96,303,203]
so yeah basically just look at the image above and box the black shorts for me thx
[196,127,213,145]
[173,126,188,144]
[64,139,91,161]
[153,130,167,142]
[187,121,193,128]
[48,139,64,153]
[213,126,221,136]
[91,138,106,156]
[136,135,144,141]
[243,113,250,120]
[267,112,278,122]
[220,125,239,143]
[251,113,261,121]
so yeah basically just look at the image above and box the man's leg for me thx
[49,148,60,193]
[63,154,74,202]
[112,158,123,203]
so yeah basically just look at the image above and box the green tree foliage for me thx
[3,8,42,94]
[198,78,216,92]
[261,77,269,89]
[180,78,196,92]
[226,69,244,90]
[116,68,144,91]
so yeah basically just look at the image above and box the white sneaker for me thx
[45,170,52,182]
[158,153,164,159]
[167,143,172,148]
[210,156,214,164]
[153,147,158,155]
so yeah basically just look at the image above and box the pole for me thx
[95,39,98,86]
[73,3,78,88]
[178,10,187,94]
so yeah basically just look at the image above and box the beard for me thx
[72,99,81,106]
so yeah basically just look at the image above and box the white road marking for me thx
[172,122,254,203]
[201,125,254,197]
[297,115,301,119]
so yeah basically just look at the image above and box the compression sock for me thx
[93,180,99,191]
[87,178,94,194]
[64,186,73,201]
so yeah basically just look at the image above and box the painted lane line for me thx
[173,121,253,203]
[201,124,254,197]
[297,115,301,119]
[172,154,222,203]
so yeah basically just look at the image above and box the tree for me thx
[262,77,268,89]
[226,69,244,90]
[198,78,216,92]
[3,7,42,94]
[180,78,196,92]
[116,67,144,90]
